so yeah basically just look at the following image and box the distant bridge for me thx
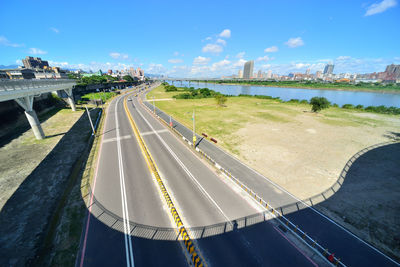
[0,79,77,140]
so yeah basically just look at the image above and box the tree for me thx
[215,95,227,106]
[123,75,134,82]
[310,97,330,112]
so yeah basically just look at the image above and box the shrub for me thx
[355,105,364,109]
[215,95,227,106]
[300,100,309,104]
[165,85,178,92]
[287,99,300,103]
[342,104,355,109]
[310,97,330,112]
[331,103,339,107]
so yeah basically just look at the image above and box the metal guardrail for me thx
[0,79,76,92]
[140,93,346,267]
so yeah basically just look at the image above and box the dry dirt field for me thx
[234,111,399,200]
[151,85,400,260]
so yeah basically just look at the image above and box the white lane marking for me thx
[103,135,132,143]
[132,101,232,227]
[140,129,169,136]
[115,96,135,267]
[209,139,399,264]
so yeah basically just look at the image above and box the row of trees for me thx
[166,84,400,114]
[68,74,135,86]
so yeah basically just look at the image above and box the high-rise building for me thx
[137,67,144,77]
[267,70,272,79]
[305,68,310,75]
[243,60,254,79]
[22,56,49,69]
[108,69,113,74]
[316,71,322,79]
[257,70,262,78]
[385,64,400,78]
[238,69,243,78]
[323,64,334,75]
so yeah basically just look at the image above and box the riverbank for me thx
[187,80,400,94]
[148,84,400,260]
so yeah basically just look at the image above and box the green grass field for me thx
[150,84,394,154]
[81,92,116,102]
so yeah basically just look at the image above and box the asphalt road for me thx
[77,85,328,267]
[142,84,400,267]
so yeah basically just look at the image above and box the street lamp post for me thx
[192,109,196,148]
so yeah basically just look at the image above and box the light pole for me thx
[153,96,155,114]
[85,105,96,135]
[192,109,196,148]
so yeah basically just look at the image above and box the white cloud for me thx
[264,46,278,53]
[219,29,231,38]
[236,52,245,58]
[260,64,271,69]
[216,38,227,46]
[233,59,247,67]
[110,52,129,60]
[257,55,272,62]
[365,0,397,16]
[47,61,133,72]
[29,48,47,55]
[336,56,351,61]
[173,51,179,56]
[50,27,59,33]
[146,63,166,74]
[0,36,23,47]
[211,59,231,71]
[193,56,211,65]
[202,43,223,53]
[15,59,22,65]
[48,60,69,67]
[285,37,304,48]
[205,37,212,41]
[168,58,183,64]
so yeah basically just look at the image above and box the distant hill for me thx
[0,65,19,70]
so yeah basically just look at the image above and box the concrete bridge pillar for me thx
[15,96,45,140]
[63,88,76,111]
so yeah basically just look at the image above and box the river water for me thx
[168,81,400,108]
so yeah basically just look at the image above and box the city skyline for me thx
[0,0,399,77]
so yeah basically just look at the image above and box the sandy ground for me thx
[234,111,400,200]
[232,108,400,260]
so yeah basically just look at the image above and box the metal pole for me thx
[169,115,172,127]
[192,109,196,148]
[86,105,96,135]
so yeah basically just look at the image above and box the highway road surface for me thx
[141,83,400,267]
[77,84,331,266]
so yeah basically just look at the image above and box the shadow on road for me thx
[0,108,101,267]
[79,140,400,266]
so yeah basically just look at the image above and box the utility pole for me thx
[192,109,196,148]
[85,105,96,135]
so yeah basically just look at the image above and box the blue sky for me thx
[0,0,399,77]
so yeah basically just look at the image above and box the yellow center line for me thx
[123,93,205,267]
